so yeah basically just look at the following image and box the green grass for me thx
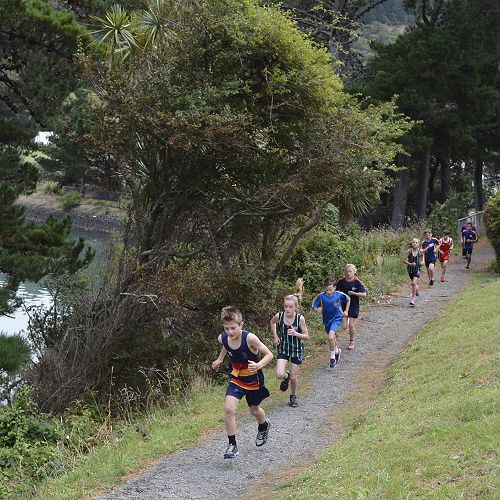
[270,273,500,499]
[35,369,298,499]
[35,382,224,499]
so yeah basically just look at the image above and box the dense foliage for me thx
[354,0,500,227]
[483,191,500,272]
[0,0,94,316]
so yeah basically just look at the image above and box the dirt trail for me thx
[99,244,494,500]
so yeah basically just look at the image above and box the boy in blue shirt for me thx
[421,229,440,286]
[462,222,478,270]
[312,278,350,368]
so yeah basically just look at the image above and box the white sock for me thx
[330,350,335,358]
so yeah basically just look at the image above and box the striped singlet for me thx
[221,330,263,391]
[407,248,421,275]
[277,312,304,359]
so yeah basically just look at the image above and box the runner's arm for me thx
[312,294,322,313]
[349,281,366,298]
[247,334,273,371]
[288,316,309,341]
[403,249,414,266]
[270,313,280,345]
[212,338,227,370]
[342,292,350,317]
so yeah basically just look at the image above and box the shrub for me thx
[0,334,30,375]
[59,191,82,211]
[484,191,500,272]
[0,387,62,496]
[38,180,61,195]
[282,221,415,297]
[426,191,473,236]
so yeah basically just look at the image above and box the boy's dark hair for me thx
[466,221,472,226]
[443,229,450,235]
[324,278,335,287]
[221,306,243,324]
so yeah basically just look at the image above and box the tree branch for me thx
[356,0,391,20]
[270,206,322,280]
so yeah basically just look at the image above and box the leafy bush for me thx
[282,216,415,297]
[0,334,30,375]
[59,191,82,211]
[426,191,473,237]
[38,180,61,195]
[0,387,62,496]
[484,190,500,272]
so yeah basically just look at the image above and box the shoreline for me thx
[19,197,125,235]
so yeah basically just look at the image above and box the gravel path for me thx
[100,244,494,500]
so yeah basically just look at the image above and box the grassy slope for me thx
[271,273,500,499]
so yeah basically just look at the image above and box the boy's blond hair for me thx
[345,263,357,273]
[220,306,243,324]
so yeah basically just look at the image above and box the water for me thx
[0,228,110,336]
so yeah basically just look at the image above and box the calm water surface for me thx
[0,228,109,336]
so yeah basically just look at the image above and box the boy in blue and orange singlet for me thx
[312,278,350,368]
[212,306,273,459]
[462,222,478,270]
[421,229,440,286]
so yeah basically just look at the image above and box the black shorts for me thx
[408,271,420,280]
[225,382,270,407]
[425,258,436,267]
[462,247,473,256]
[277,352,303,365]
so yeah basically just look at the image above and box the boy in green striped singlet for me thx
[270,295,309,408]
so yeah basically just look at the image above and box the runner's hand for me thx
[212,359,222,371]
[273,336,280,346]
[287,328,296,337]
[247,360,259,372]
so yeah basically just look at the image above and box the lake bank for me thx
[18,194,125,235]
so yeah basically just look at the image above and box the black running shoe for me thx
[279,371,290,392]
[224,443,239,459]
[335,347,342,363]
[289,395,298,408]
[429,279,434,286]
[255,420,271,447]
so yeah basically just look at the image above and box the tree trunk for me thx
[428,155,439,206]
[440,154,451,202]
[416,149,431,219]
[390,155,410,230]
[474,158,484,211]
